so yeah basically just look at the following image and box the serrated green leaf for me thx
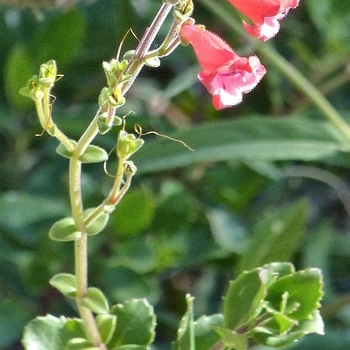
[78,144,108,164]
[48,217,82,242]
[22,315,68,350]
[252,311,324,347]
[49,273,77,298]
[132,117,350,173]
[82,287,109,314]
[172,294,195,350]
[64,318,86,339]
[109,299,156,347]
[223,268,266,330]
[193,314,224,350]
[96,314,117,345]
[266,268,324,320]
[213,326,248,350]
[239,200,309,271]
[83,208,109,236]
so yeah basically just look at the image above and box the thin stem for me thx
[198,0,350,142]
[75,107,103,157]
[108,159,125,205]
[120,2,174,96]
[35,91,75,151]
[134,2,173,58]
[69,155,105,349]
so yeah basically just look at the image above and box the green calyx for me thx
[117,130,144,161]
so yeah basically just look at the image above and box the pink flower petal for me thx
[180,24,266,110]
[227,0,300,40]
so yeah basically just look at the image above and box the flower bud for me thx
[117,130,144,160]
[38,60,57,87]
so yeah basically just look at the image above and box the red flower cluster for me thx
[180,0,300,110]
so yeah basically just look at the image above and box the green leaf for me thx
[144,56,160,68]
[109,299,156,347]
[83,208,109,236]
[223,263,295,331]
[65,338,96,350]
[4,44,34,111]
[82,287,109,314]
[223,268,266,330]
[206,207,249,254]
[252,311,324,347]
[78,144,108,164]
[96,314,117,345]
[213,326,248,350]
[22,315,68,350]
[64,318,86,339]
[31,9,85,68]
[48,217,82,242]
[56,140,76,159]
[266,268,324,320]
[49,273,77,298]
[193,314,224,350]
[172,294,195,350]
[239,200,309,271]
[110,189,155,236]
[132,117,350,173]
[56,142,108,163]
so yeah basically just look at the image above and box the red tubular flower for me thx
[180,24,266,110]
[227,0,300,41]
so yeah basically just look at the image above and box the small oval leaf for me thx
[83,208,109,236]
[65,337,94,350]
[96,314,117,345]
[49,217,82,242]
[56,140,77,159]
[49,273,77,297]
[79,144,108,164]
[82,287,109,314]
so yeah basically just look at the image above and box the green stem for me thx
[75,107,104,157]
[108,158,125,205]
[84,162,134,228]
[198,0,350,142]
[41,88,75,151]
[69,156,106,349]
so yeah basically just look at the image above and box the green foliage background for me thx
[0,0,350,349]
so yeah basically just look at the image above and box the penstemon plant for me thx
[18,0,324,349]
